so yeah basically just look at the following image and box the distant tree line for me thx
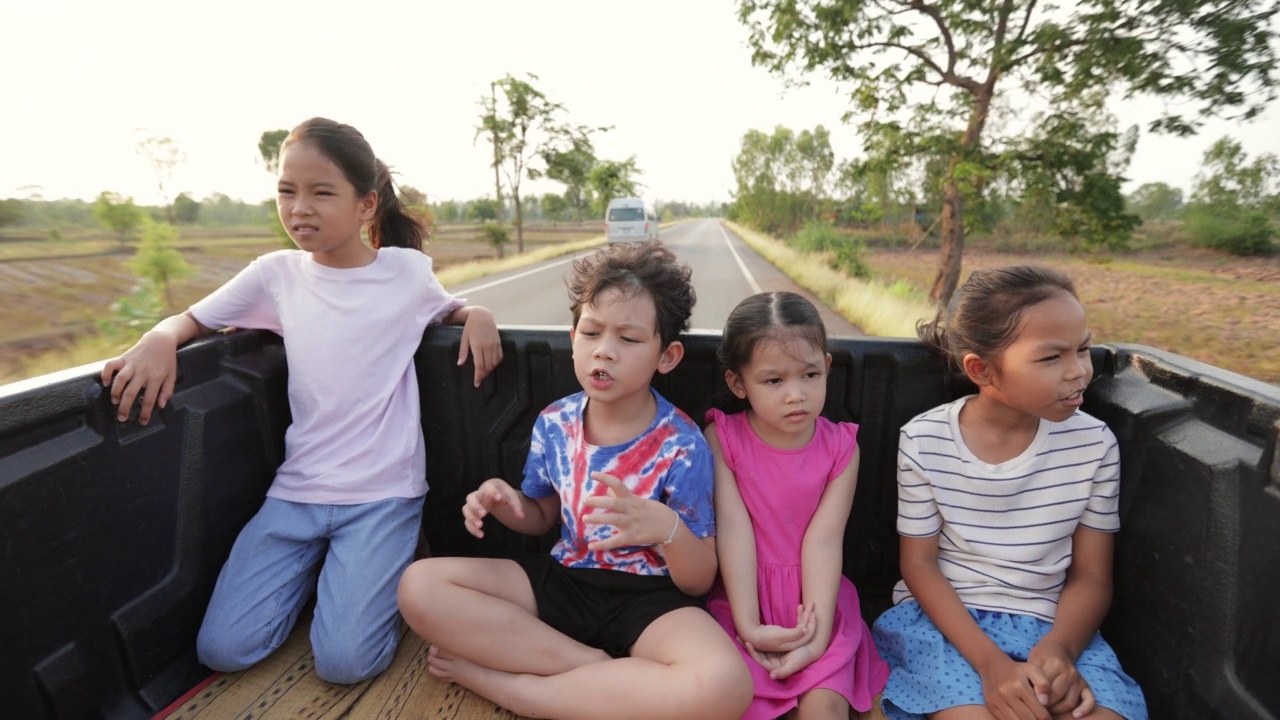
[728,127,1279,259]
[425,195,723,225]
[0,191,724,236]
[0,194,275,234]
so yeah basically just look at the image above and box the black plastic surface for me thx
[1,327,1276,719]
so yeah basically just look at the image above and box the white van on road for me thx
[605,197,659,243]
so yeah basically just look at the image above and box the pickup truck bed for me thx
[3,327,1278,720]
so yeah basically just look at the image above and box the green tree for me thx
[1007,114,1142,250]
[541,193,570,222]
[1190,137,1279,209]
[135,134,186,225]
[467,197,501,222]
[588,157,643,216]
[93,191,145,247]
[127,219,195,308]
[479,222,510,259]
[795,126,835,203]
[98,283,165,345]
[477,74,567,253]
[542,124,605,222]
[173,192,200,224]
[1128,183,1184,222]
[0,198,24,228]
[739,0,1279,306]
[732,128,788,233]
[1184,137,1278,255]
[433,199,463,224]
[731,126,833,235]
[258,129,289,175]
[256,131,292,247]
[521,194,542,221]
[478,82,508,226]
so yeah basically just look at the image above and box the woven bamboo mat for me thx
[154,623,523,720]
[154,620,887,720]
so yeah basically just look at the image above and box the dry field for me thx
[3,223,1278,387]
[864,244,1280,387]
[0,223,602,384]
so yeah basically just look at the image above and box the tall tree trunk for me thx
[514,189,525,254]
[931,174,965,306]
[490,84,504,226]
[929,89,993,308]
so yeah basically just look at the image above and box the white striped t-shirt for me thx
[893,395,1120,622]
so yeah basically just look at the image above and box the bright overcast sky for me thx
[3,0,1277,207]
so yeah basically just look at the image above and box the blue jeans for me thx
[196,496,423,684]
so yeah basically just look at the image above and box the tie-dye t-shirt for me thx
[521,389,715,576]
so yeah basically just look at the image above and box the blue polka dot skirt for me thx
[871,601,1147,720]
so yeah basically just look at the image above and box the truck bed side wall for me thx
[0,328,1275,719]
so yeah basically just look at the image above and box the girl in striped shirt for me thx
[872,266,1147,720]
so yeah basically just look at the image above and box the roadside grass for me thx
[725,221,936,338]
[437,235,605,286]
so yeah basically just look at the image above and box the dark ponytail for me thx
[918,264,1078,373]
[283,117,423,251]
[371,160,422,251]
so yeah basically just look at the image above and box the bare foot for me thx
[426,645,498,688]
[426,645,457,682]
[426,645,530,712]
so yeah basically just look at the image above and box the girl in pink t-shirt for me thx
[705,291,888,719]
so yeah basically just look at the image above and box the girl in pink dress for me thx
[705,291,888,719]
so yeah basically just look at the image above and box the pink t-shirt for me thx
[190,247,464,504]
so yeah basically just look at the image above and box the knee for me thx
[312,652,392,685]
[695,653,753,720]
[799,688,850,719]
[196,625,261,673]
[396,558,446,632]
[311,631,397,684]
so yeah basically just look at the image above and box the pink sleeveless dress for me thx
[706,409,888,718]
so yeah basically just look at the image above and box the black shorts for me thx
[515,554,705,658]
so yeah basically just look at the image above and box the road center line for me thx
[719,223,761,294]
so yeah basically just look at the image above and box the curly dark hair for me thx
[566,240,695,348]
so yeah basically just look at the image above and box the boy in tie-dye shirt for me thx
[398,240,751,720]
[522,387,714,575]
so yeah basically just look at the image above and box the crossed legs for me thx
[398,556,752,720]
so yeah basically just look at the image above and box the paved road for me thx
[448,218,862,337]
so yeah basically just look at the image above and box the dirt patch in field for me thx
[865,244,1280,386]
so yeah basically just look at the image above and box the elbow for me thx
[899,556,935,589]
[672,566,716,597]
[686,571,716,594]
[526,513,558,537]
[680,577,714,598]
[1073,571,1114,607]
